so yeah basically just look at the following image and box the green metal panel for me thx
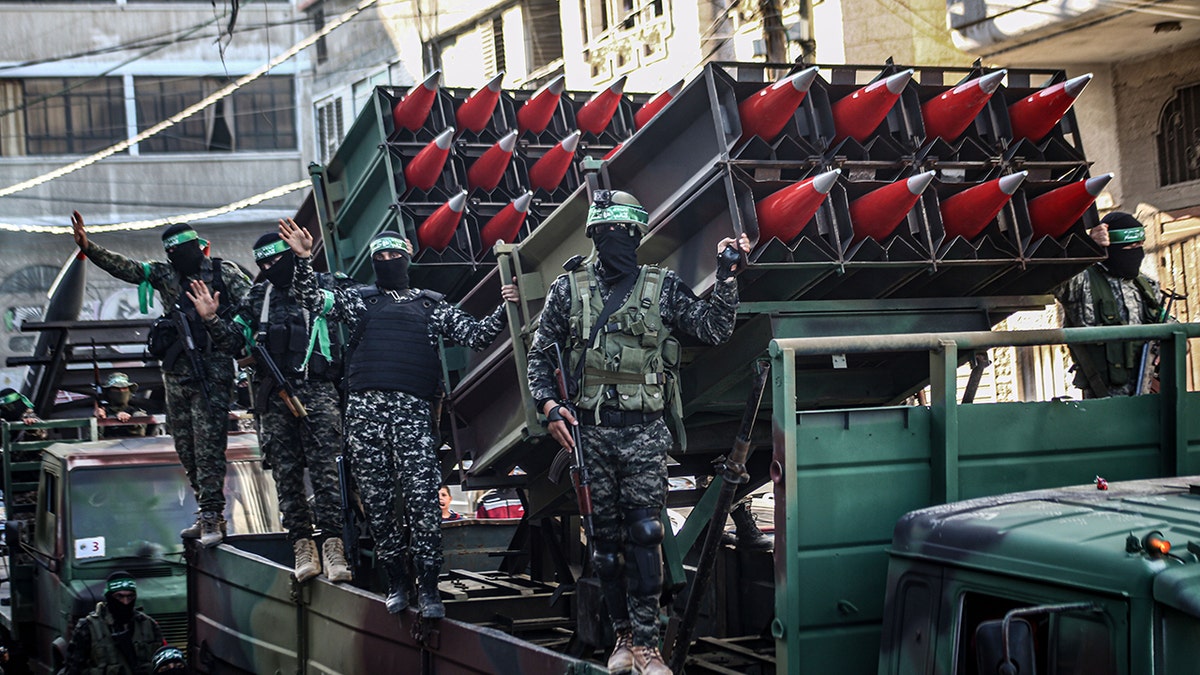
[770,323,1200,675]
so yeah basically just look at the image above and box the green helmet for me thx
[586,190,649,238]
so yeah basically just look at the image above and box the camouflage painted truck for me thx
[186,58,1200,673]
[0,418,279,675]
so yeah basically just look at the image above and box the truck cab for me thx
[880,476,1200,675]
[2,423,280,674]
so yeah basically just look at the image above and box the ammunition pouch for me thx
[146,316,183,370]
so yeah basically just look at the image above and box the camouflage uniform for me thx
[208,278,350,544]
[289,255,507,574]
[1055,267,1161,397]
[63,602,165,675]
[83,242,251,514]
[527,267,739,648]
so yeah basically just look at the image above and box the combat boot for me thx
[731,502,773,551]
[199,511,226,548]
[180,513,202,539]
[293,538,320,583]
[415,562,445,620]
[631,645,672,675]
[607,630,635,673]
[384,560,415,614]
[322,538,353,583]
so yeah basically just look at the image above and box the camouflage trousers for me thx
[344,390,442,569]
[256,379,343,543]
[163,356,234,513]
[581,418,670,648]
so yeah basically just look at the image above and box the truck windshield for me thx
[68,460,280,564]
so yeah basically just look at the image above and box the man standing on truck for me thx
[1055,211,1166,397]
[188,226,354,584]
[277,220,519,620]
[71,212,251,547]
[63,571,166,675]
[527,189,749,675]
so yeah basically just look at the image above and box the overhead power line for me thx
[0,0,380,203]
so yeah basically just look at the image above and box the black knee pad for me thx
[623,508,664,596]
[592,540,624,582]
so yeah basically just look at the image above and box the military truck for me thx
[185,56,1200,674]
[880,475,1200,675]
[0,419,280,675]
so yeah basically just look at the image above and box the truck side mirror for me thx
[975,617,1036,675]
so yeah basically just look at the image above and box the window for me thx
[315,96,345,164]
[134,75,296,153]
[17,77,125,155]
[1157,81,1200,186]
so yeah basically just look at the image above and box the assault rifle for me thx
[251,340,310,425]
[549,343,594,544]
[1135,288,1186,395]
[173,310,213,409]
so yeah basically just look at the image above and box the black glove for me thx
[716,244,741,282]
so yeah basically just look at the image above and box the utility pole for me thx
[759,0,788,78]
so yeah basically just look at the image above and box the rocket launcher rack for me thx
[303,60,1112,491]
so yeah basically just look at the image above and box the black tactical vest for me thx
[344,287,443,399]
[258,285,342,382]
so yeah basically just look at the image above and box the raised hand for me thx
[71,211,89,250]
[278,217,313,258]
[186,279,221,321]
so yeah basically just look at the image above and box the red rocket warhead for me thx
[403,127,455,192]
[517,75,566,134]
[416,190,468,252]
[755,169,841,244]
[602,143,623,160]
[480,191,534,251]
[849,170,935,243]
[939,171,1026,240]
[392,70,442,132]
[635,80,683,129]
[456,72,505,133]
[1027,173,1112,238]
[1008,73,1092,143]
[832,69,913,144]
[576,76,626,135]
[528,130,581,192]
[738,67,820,143]
[467,129,518,192]
[921,70,1006,141]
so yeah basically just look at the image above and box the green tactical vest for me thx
[1071,267,1161,390]
[84,603,160,675]
[567,264,682,422]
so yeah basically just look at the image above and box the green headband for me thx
[105,577,136,594]
[586,204,649,228]
[1109,227,1145,245]
[254,240,291,261]
[162,230,199,250]
[369,236,412,256]
[1,391,33,409]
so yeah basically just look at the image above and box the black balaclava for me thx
[369,232,412,291]
[253,232,295,289]
[1105,245,1145,280]
[593,225,639,283]
[1100,211,1146,280]
[104,570,137,625]
[162,223,204,277]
